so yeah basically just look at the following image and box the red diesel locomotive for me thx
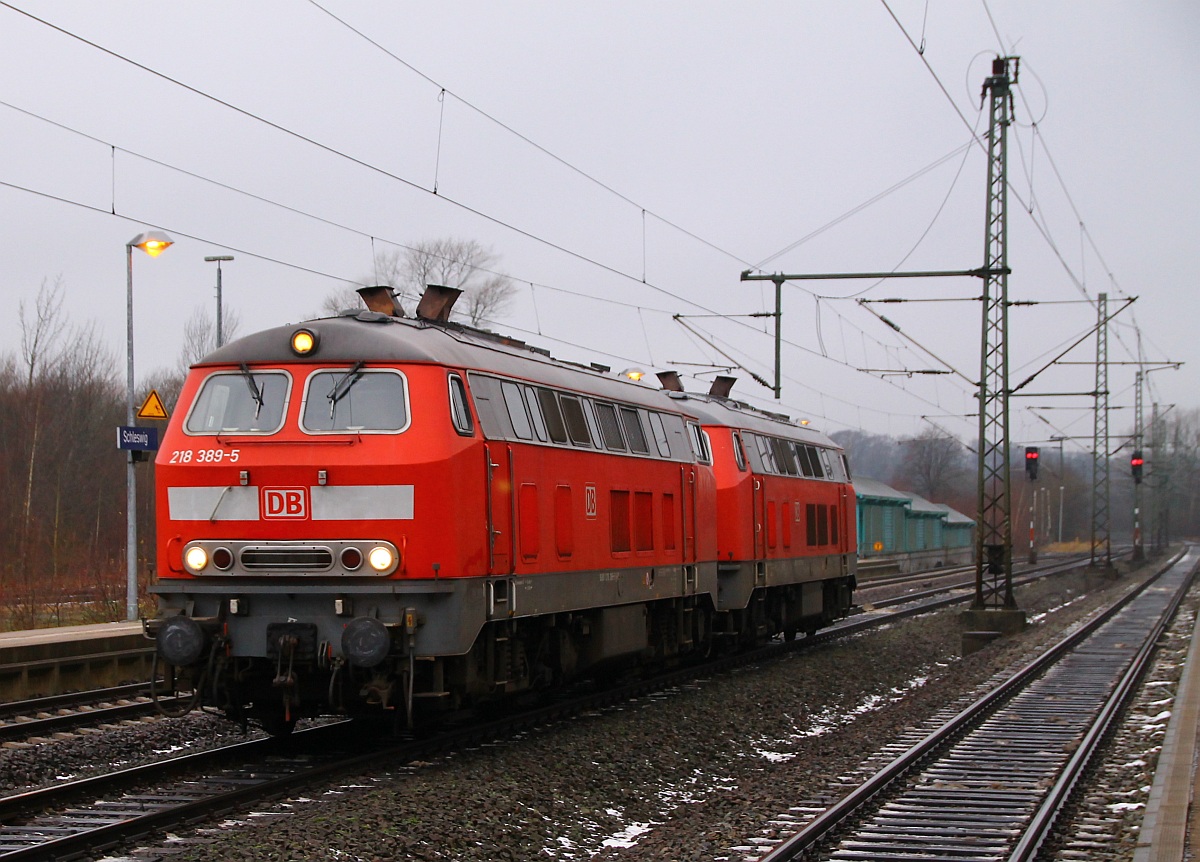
[149,285,856,733]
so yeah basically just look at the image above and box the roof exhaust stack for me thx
[656,370,684,392]
[356,285,406,317]
[416,284,462,323]
[708,375,737,398]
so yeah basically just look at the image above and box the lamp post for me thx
[204,255,234,347]
[1050,435,1066,545]
[125,230,173,621]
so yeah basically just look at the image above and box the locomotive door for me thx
[752,476,767,559]
[680,465,696,564]
[486,443,515,575]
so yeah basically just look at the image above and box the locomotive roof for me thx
[196,310,707,418]
[659,391,839,449]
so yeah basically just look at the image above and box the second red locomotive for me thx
[149,285,856,732]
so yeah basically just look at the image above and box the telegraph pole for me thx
[1090,293,1112,571]
[739,58,1025,633]
[1132,369,1144,561]
[971,57,1020,618]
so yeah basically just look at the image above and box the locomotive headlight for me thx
[368,546,395,573]
[290,328,319,356]
[184,545,209,573]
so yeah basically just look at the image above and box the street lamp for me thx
[204,255,234,347]
[125,230,173,621]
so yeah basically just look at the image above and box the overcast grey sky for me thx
[1,1,1195,454]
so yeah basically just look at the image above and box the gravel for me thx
[61,555,1188,861]
[0,710,258,795]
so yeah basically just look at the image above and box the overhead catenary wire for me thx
[303,0,753,271]
[0,1,1131,439]
[0,78,969,428]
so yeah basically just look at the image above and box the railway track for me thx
[0,683,174,744]
[0,553,1109,859]
[757,547,1197,861]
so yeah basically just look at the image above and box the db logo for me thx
[263,487,308,519]
[584,484,598,520]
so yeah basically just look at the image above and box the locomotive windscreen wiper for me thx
[239,363,265,420]
[327,361,365,418]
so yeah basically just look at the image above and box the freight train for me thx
[147,285,857,733]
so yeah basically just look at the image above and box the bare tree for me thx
[3,278,126,628]
[337,239,518,327]
[319,286,366,317]
[177,305,241,376]
[19,275,66,387]
[896,428,970,504]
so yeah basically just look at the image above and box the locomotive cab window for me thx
[448,375,474,436]
[185,369,290,435]
[300,368,410,433]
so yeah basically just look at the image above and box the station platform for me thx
[1135,575,1200,862]
[0,620,152,700]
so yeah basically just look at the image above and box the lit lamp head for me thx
[620,368,646,382]
[129,230,174,258]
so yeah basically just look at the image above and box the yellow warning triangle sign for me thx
[136,389,169,420]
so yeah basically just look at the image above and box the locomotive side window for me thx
[620,407,650,454]
[648,412,672,458]
[795,443,816,477]
[448,375,474,436]
[465,374,512,438]
[806,451,825,480]
[536,387,569,444]
[732,431,747,471]
[803,445,825,478]
[594,402,626,451]
[771,437,799,476]
[686,422,712,464]
[301,369,410,432]
[819,448,835,479]
[558,395,593,447]
[185,370,290,435]
[652,412,688,461]
[501,381,533,440]
[581,398,604,448]
[522,386,549,442]
[754,434,777,473]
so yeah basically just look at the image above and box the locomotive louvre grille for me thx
[241,545,335,572]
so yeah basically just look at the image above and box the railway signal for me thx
[1024,446,1039,481]
[1131,450,1144,484]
